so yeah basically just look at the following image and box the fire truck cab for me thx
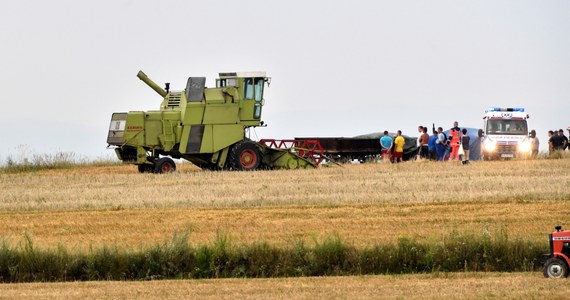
[481,107,531,160]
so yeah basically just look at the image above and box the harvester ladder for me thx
[162,120,175,145]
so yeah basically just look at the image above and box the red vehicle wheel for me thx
[154,157,176,174]
[229,141,263,171]
[240,149,258,169]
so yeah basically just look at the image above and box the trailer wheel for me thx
[543,257,568,278]
[154,157,176,174]
[229,141,262,171]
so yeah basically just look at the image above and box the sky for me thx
[0,0,568,161]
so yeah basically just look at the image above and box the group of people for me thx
[530,127,570,158]
[379,121,471,164]
[547,128,570,154]
[428,121,471,164]
[379,130,406,163]
[379,124,569,163]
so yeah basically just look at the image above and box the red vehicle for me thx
[541,225,570,278]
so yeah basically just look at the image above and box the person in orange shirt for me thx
[449,121,462,160]
[449,128,461,160]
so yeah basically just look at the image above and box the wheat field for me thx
[0,158,568,248]
[1,158,568,212]
[1,157,569,296]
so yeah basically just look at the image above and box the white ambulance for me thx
[481,107,531,159]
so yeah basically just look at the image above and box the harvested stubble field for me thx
[0,273,568,300]
[1,157,569,297]
[0,158,568,248]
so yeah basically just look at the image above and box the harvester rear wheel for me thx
[229,141,262,171]
[543,257,568,278]
[154,157,176,174]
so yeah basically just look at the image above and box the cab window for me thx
[216,78,237,88]
[244,78,254,99]
[254,78,264,101]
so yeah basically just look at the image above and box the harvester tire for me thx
[229,141,262,171]
[154,157,176,174]
[543,257,568,278]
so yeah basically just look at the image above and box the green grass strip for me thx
[0,230,545,282]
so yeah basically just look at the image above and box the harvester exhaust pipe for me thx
[137,70,167,97]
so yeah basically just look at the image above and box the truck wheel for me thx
[229,141,262,171]
[154,157,176,173]
[543,257,568,278]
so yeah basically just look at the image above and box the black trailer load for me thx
[295,134,418,163]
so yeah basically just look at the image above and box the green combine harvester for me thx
[107,71,318,173]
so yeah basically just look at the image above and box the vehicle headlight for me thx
[518,140,531,152]
[484,140,496,152]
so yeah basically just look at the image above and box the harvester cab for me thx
[107,71,319,172]
[541,225,570,278]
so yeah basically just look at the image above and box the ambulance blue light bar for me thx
[487,107,525,112]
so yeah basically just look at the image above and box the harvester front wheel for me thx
[543,257,568,278]
[154,157,176,174]
[229,141,262,171]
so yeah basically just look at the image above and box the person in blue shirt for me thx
[436,127,447,161]
[428,130,438,160]
[379,131,393,162]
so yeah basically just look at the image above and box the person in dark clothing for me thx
[428,130,438,160]
[566,126,570,150]
[549,130,564,153]
[461,128,470,164]
[559,129,568,150]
